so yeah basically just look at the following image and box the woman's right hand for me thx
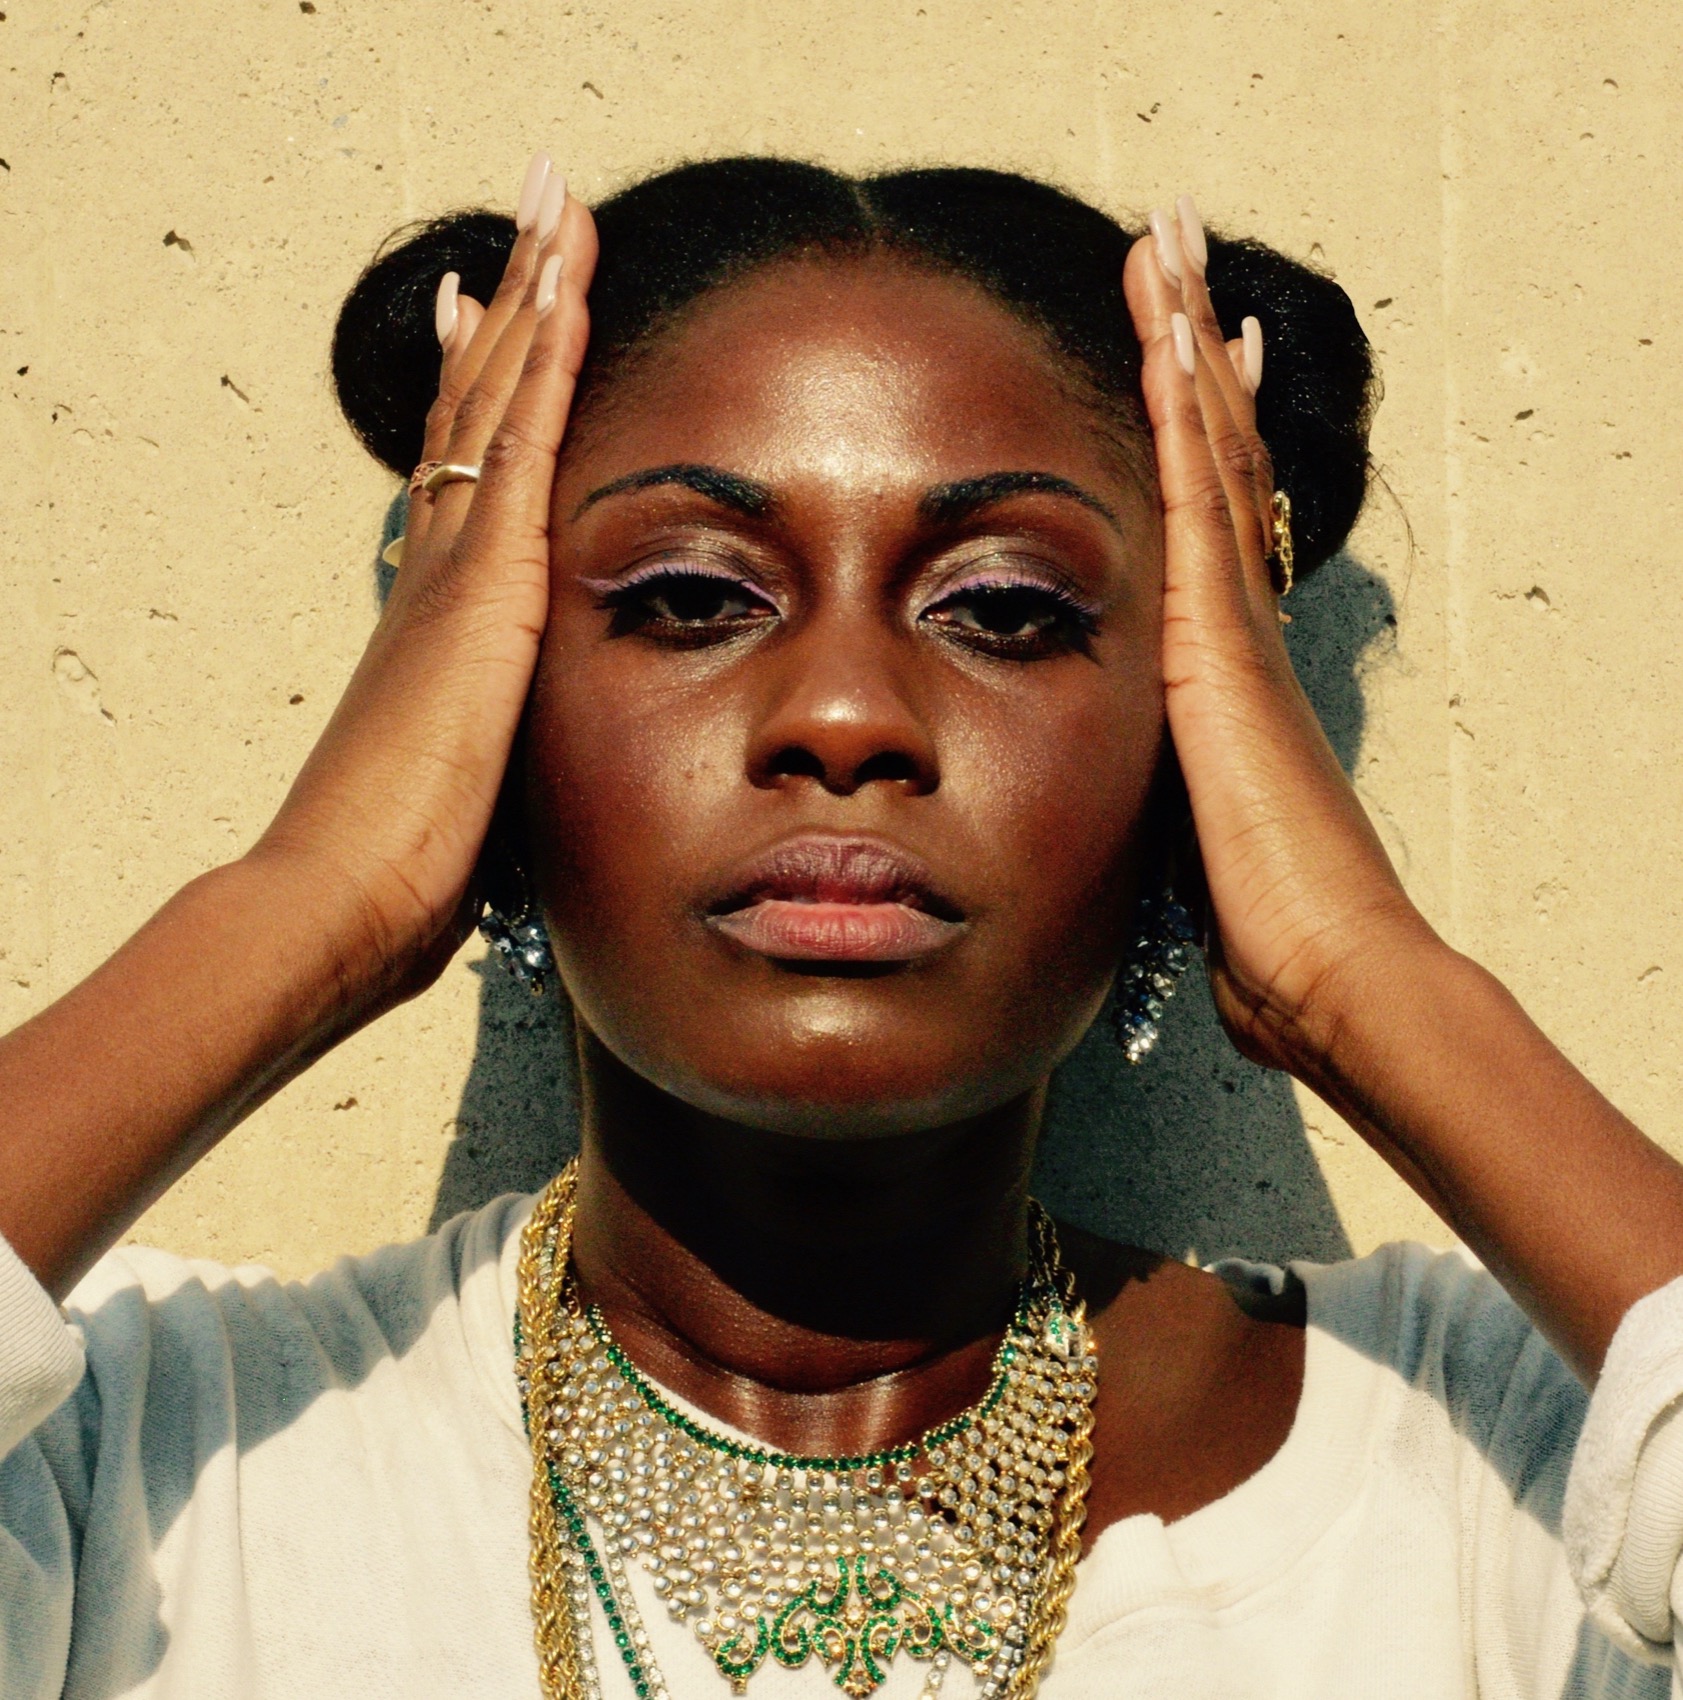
[253,154,597,1023]
[0,155,595,1295]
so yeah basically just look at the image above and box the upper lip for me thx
[704,835,966,921]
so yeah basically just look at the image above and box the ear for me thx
[477,718,539,923]
[1144,754,1210,954]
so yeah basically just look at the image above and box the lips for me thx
[704,837,967,964]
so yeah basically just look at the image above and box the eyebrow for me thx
[572,462,1122,536]
[918,472,1122,536]
[573,463,775,521]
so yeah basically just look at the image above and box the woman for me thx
[2,151,1681,1699]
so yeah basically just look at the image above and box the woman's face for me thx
[524,255,1165,1135]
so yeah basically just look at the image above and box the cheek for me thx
[520,640,749,935]
[943,667,1165,982]
[517,604,1167,1126]
[525,643,1164,999]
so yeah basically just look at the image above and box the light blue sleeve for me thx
[0,1232,87,1700]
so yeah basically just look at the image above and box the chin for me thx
[573,978,1097,1139]
[676,1069,1025,1140]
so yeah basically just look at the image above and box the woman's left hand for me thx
[1125,201,1683,1379]
[1121,200,1439,1082]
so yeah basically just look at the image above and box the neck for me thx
[567,1030,1043,1455]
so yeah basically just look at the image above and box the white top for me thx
[3,1192,1682,1699]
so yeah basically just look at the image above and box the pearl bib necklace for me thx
[517,1163,1097,1700]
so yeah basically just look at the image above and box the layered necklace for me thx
[516,1163,1098,1700]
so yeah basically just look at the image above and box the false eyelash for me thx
[579,560,778,609]
[926,567,1103,631]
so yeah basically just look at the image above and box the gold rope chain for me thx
[516,1161,1097,1700]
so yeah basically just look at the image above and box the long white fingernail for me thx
[516,151,552,231]
[535,253,563,317]
[535,172,568,242]
[435,271,460,347]
[1148,207,1184,285]
[1241,315,1264,394]
[1171,312,1196,375]
[1176,194,1208,275]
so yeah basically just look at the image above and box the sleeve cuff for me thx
[0,1229,85,1458]
[1565,1273,1683,1654]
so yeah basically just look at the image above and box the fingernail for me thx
[535,172,568,242]
[1176,194,1208,275]
[1241,316,1264,394]
[1171,312,1196,376]
[1148,208,1184,286]
[535,252,563,317]
[434,271,460,347]
[515,151,552,231]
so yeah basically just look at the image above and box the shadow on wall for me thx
[411,497,1399,1263]
[1035,552,1398,1264]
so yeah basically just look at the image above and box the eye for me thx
[920,576,1099,659]
[596,567,779,645]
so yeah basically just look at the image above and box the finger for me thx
[404,293,486,554]
[423,194,572,537]
[400,180,594,598]
[1241,315,1264,395]
[1172,198,1266,456]
[1170,196,1275,570]
[1122,236,1275,634]
[1223,335,1246,390]
[448,248,591,574]
[411,171,578,563]
[1172,197,1244,407]
[1191,336,1276,606]
[405,194,587,608]
[416,152,559,470]
[1235,317,1274,536]
[442,154,563,402]
[554,187,601,296]
[443,185,597,473]
[1217,325,1273,537]
[1193,323,1271,577]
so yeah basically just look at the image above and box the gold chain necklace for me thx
[516,1161,1096,1700]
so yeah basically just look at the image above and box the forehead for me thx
[562,256,1140,499]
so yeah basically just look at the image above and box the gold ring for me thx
[1268,487,1295,593]
[1266,490,1296,624]
[421,462,482,495]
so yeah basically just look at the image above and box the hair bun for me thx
[332,211,517,477]
[330,178,1377,582]
[1205,237,1375,575]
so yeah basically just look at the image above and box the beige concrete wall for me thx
[2,0,1678,1277]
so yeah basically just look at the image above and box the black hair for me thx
[332,158,1376,576]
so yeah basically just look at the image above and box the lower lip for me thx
[709,900,964,962]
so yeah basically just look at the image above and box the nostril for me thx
[757,744,929,794]
[853,751,921,788]
[764,746,827,784]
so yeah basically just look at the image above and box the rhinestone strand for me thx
[517,1165,1097,1700]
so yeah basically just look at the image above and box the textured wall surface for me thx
[2,0,1678,1276]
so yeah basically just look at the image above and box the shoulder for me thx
[1298,1240,1583,1428]
[1294,1242,1590,1540]
[70,1192,530,1321]
[60,1193,535,1423]
[1066,1229,1585,1534]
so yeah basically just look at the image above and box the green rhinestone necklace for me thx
[516,1164,1098,1700]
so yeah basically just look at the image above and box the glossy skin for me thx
[5,161,1683,1555]
[528,259,1164,1134]
[522,259,1301,1531]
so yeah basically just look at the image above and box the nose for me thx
[745,614,940,798]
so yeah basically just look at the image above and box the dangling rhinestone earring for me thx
[1111,885,1199,1063]
[479,898,555,996]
